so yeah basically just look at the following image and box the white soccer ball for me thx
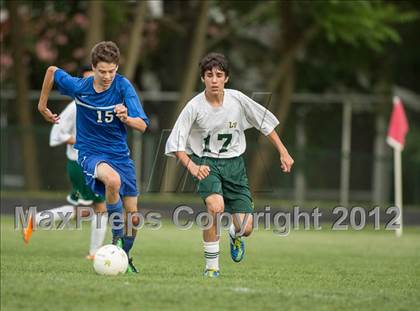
[93,244,128,276]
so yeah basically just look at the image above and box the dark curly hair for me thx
[199,52,229,78]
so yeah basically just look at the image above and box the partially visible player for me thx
[23,66,108,260]
[165,53,294,277]
[37,41,149,273]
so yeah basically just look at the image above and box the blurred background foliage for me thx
[1,0,419,206]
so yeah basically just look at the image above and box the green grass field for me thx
[1,215,419,311]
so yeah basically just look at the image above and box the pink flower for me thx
[73,13,89,28]
[35,39,57,62]
[55,34,68,45]
[0,54,13,67]
[72,47,85,59]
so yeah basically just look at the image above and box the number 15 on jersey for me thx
[97,110,114,123]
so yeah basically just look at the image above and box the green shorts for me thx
[66,159,104,203]
[190,154,254,214]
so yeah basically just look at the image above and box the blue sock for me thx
[107,199,124,238]
[123,236,135,256]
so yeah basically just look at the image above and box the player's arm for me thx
[238,90,293,172]
[115,104,148,133]
[38,66,60,124]
[175,151,210,181]
[266,130,294,173]
[49,103,76,147]
[165,103,210,180]
[118,79,150,132]
[125,117,148,132]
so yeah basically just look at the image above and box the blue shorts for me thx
[78,153,139,197]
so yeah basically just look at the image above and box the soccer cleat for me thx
[66,194,79,206]
[126,257,139,274]
[78,198,94,206]
[111,237,138,274]
[112,236,124,248]
[229,233,245,263]
[204,269,220,278]
[23,215,34,244]
[85,254,95,260]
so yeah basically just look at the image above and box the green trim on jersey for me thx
[190,154,253,214]
[66,160,104,203]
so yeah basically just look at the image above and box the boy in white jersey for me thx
[23,66,108,260]
[165,53,294,277]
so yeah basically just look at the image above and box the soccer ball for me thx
[93,244,128,275]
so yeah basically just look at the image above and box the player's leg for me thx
[77,175,108,259]
[86,200,108,260]
[230,213,253,237]
[122,195,140,273]
[95,163,124,243]
[203,193,224,277]
[221,156,254,263]
[105,156,142,273]
[66,159,84,205]
[228,212,253,262]
[191,154,223,277]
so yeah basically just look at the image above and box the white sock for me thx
[203,241,220,271]
[229,223,237,238]
[36,205,76,226]
[89,213,108,256]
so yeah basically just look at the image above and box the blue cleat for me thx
[229,233,245,262]
[204,269,220,278]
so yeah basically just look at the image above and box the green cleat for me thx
[204,269,220,278]
[112,236,124,249]
[112,237,138,274]
[126,257,139,274]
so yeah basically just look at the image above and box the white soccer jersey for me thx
[49,101,78,161]
[165,89,279,158]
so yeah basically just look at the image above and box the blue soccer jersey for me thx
[54,69,149,158]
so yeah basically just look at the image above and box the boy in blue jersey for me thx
[38,41,149,273]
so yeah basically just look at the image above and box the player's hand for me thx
[38,107,60,124]
[280,152,294,173]
[188,162,210,180]
[115,104,128,123]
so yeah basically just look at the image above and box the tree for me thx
[122,0,148,80]
[248,0,417,191]
[160,0,210,192]
[7,1,40,190]
[84,0,104,62]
